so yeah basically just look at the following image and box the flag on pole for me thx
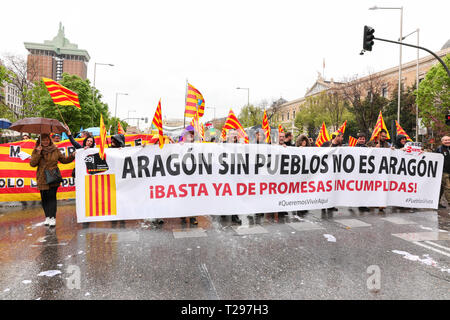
[185,83,205,118]
[221,109,249,143]
[348,136,357,147]
[370,111,390,141]
[117,121,125,134]
[278,124,284,134]
[152,99,164,148]
[262,110,271,143]
[395,120,412,141]
[336,120,347,135]
[42,77,80,109]
[315,122,331,147]
[190,111,203,141]
[200,122,205,141]
[99,114,107,160]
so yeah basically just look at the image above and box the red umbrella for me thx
[9,117,68,134]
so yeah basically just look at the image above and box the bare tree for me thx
[1,54,40,119]
[267,97,287,121]
[340,71,389,135]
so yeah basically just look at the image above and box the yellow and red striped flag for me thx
[348,136,357,147]
[152,99,164,148]
[370,111,390,141]
[99,114,107,160]
[395,120,412,141]
[336,120,347,135]
[315,122,331,147]
[185,83,205,118]
[190,110,203,141]
[117,121,125,134]
[42,77,80,109]
[85,174,117,217]
[278,124,284,134]
[200,122,205,141]
[221,109,249,143]
[262,110,271,143]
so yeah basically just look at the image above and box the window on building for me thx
[293,110,296,118]
[281,114,284,121]
[287,112,289,120]
[382,87,388,98]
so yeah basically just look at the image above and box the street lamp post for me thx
[114,92,128,120]
[92,62,114,126]
[128,109,136,128]
[369,5,403,125]
[400,28,420,140]
[236,87,250,106]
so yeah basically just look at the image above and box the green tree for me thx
[294,93,330,139]
[417,54,450,138]
[238,104,264,128]
[31,73,110,133]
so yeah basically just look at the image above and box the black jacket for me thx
[68,134,96,149]
[395,135,406,149]
[111,134,125,148]
[434,145,450,173]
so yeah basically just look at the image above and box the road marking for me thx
[412,241,450,258]
[423,241,450,253]
[335,219,371,228]
[172,228,208,239]
[392,232,450,242]
[382,217,417,225]
[287,221,324,231]
[233,225,268,235]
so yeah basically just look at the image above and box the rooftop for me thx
[24,22,90,61]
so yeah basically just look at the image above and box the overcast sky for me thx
[1,0,449,128]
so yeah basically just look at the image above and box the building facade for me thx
[24,23,90,82]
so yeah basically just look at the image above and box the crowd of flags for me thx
[42,77,414,151]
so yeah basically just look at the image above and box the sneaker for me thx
[438,204,447,209]
[49,217,56,227]
[44,217,50,226]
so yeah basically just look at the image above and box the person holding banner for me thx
[284,132,294,147]
[375,129,392,148]
[295,134,311,147]
[321,132,343,147]
[29,134,75,227]
[394,135,407,150]
[111,134,125,148]
[435,136,450,209]
[355,133,367,147]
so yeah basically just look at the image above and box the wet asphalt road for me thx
[0,201,449,300]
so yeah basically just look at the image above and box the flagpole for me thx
[55,104,69,131]
[183,79,188,129]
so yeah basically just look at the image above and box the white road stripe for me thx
[412,241,450,258]
[424,241,450,253]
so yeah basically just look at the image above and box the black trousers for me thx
[40,186,59,218]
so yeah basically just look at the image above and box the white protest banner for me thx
[75,144,443,222]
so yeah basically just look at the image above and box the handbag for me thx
[45,167,63,184]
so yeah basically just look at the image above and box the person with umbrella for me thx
[29,133,75,227]
[9,117,75,227]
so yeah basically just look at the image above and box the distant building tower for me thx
[24,22,90,82]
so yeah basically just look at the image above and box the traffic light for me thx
[363,26,375,51]
[446,113,450,126]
